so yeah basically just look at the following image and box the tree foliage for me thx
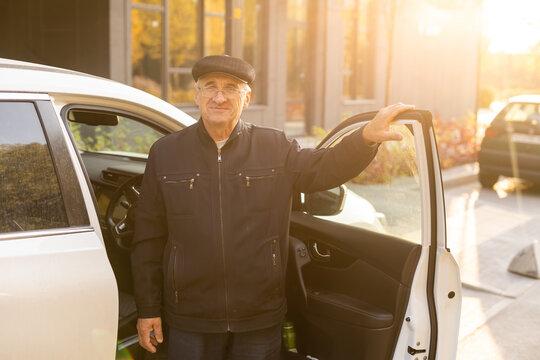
[68,118,163,155]
[0,143,68,233]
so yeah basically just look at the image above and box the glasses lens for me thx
[200,86,242,99]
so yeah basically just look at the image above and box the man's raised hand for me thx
[362,103,415,145]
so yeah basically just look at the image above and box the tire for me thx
[478,169,498,188]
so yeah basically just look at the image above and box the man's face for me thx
[194,74,251,129]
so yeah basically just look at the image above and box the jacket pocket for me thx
[269,238,282,290]
[233,167,281,213]
[167,243,183,304]
[159,172,204,217]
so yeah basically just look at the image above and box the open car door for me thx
[286,110,461,360]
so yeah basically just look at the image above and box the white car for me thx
[0,58,461,360]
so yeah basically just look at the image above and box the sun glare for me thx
[483,0,540,54]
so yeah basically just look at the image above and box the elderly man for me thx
[131,55,413,359]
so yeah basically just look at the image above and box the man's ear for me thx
[194,83,200,106]
[243,90,251,109]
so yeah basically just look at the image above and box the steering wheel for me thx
[106,174,143,251]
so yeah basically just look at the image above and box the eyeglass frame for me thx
[196,84,248,99]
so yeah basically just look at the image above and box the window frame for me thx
[0,99,90,237]
[36,101,91,228]
[316,119,431,246]
[60,104,170,159]
[128,0,267,107]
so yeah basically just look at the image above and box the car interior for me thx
[63,107,425,360]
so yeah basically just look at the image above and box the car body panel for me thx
[401,129,461,360]
[0,230,118,359]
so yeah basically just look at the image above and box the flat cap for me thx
[192,55,255,85]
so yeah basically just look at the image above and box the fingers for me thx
[137,317,162,353]
[363,103,414,144]
[382,102,415,121]
[153,321,164,344]
[137,323,156,353]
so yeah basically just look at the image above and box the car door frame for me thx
[0,93,118,359]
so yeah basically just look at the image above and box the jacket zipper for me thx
[171,245,180,303]
[164,176,198,190]
[271,239,278,266]
[240,170,275,187]
[218,149,231,331]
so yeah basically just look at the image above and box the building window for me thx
[286,0,308,124]
[131,0,264,106]
[169,0,204,104]
[131,2,164,98]
[343,0,375,100]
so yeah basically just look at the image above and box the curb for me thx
[442,162,478,189]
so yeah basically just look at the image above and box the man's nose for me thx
[212,91,227,103]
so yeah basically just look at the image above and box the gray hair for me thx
[195,80,251,94]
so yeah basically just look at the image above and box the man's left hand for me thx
[362,103,415,145]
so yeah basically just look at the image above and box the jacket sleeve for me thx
[131,145,167,318]
[286,125,379,193]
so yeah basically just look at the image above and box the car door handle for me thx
[312,242,331,261]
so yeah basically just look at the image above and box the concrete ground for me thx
[442,165,540,359]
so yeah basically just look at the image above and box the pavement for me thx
[441,162,479,189]
[442,163,540,360]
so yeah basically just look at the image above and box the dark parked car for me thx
[478,95,540,187]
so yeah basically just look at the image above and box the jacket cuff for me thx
[136,304,162,319]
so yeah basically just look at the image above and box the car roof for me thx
[0,58,196,127]
[508,95,540,104]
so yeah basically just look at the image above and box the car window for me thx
[499,102,540,123]
[0,102,69,233]
[310,123,422,244]
[66,110,165,158]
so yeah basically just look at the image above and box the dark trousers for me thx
[168,324,282,360]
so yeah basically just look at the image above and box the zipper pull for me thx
[175,290,180,303]
[189,178,194,190]
[272,253,277,266]
[246,176,250,187]
[218,149,222,163]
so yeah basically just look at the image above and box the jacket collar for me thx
[197,118,249,147]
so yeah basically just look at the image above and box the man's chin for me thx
[205,116,236,125]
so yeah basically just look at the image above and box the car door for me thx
[0,94,118,359]
[286,110,461,360]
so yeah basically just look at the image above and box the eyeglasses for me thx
[197,85,245,99]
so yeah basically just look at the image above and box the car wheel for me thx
[478,169,498,188]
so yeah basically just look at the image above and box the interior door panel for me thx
[287,213,421,359]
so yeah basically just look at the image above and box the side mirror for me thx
[303,185,346,216]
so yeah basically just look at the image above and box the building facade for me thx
[0,0,482,135]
